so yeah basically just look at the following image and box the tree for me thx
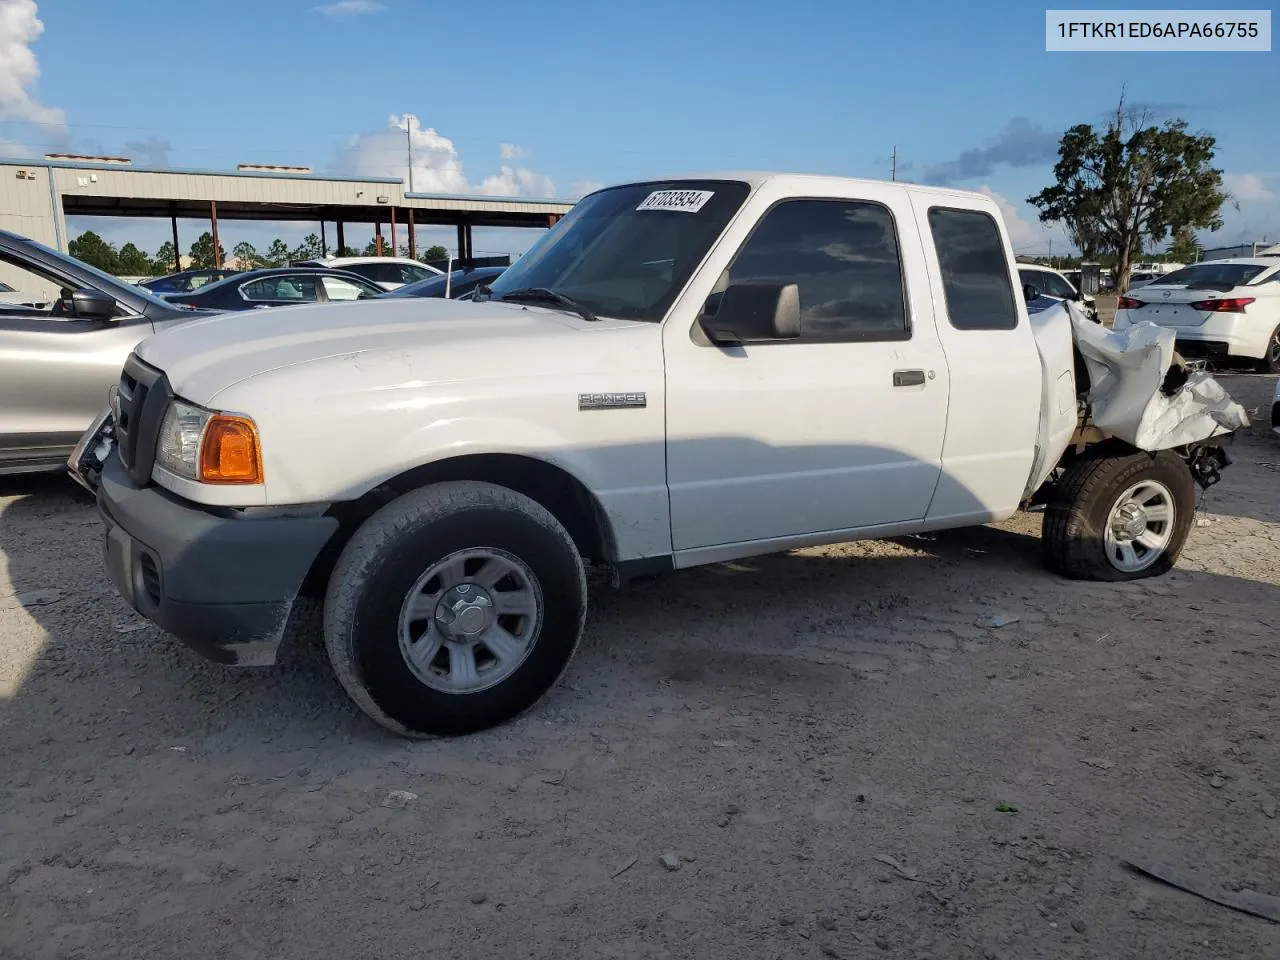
[1167,227,1201,263]
[1028,95,1226,291]
[232,241,263,269]
[337,246,360,257]
[362,237,384,257]
[152,241,178,275]
[289,233,325,262]
[264,239,291,267]
[68,231,119,273]
[116,242,151,275]
[420,245,448,263]
[188,232,226,270]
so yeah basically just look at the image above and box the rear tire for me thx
[1042,451,1195,581]
[1254,324,1280,374]
[323,481,587,737]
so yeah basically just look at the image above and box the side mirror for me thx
[1021,283,1041,302]
[69,288,117,320]
[698,281,801,346]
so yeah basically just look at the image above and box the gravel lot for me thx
[2,374,1277,960]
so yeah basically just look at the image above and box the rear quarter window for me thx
[928,207,1018,330]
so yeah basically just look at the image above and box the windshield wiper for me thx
[497,287,598,322]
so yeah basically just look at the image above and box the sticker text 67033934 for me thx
[636,190,715,213]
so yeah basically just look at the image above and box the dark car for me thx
[378,265,507,301]
[138,268,240,295]
[0,228,218,475]
[164,266,385,311]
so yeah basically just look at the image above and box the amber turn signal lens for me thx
[198,415,263,484]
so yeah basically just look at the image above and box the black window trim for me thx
[927,204,1020,332]
[691,194,914,347]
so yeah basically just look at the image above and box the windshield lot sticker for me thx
[636,190,714,213]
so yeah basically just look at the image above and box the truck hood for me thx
[134,297,646,402]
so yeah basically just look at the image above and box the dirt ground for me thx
[1,374,1277,960]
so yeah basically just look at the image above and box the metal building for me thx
[0,155,575,273]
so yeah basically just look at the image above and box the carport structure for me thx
[0,157,575,271]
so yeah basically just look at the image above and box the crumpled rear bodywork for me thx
[1073,314,1250,449]
[1023,299,1249,501]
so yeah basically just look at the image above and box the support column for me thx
[375,221,384,256]
[407,211,416,260]
[390,207,398,255]
[320,221,328,257]
[210,200,221,268]
[455,220,473,268]
[336,221,345,256]
[170,206,181,273]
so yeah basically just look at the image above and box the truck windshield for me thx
[483,180,750,322]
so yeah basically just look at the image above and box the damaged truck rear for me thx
[80,173,1248,737]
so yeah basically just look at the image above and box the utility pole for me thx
[404,119,414,193]
[891,145,897,182]
[406,118,414,193]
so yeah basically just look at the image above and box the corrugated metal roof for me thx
[1,156,402,184]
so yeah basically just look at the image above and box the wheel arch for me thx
[300,453,618,597]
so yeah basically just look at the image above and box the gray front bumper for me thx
[97,456,338,665]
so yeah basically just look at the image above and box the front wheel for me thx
[323,481,588,737]
[1042,451,1196,581]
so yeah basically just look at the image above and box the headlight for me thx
[155,400,264,484]
[156,400,210,480]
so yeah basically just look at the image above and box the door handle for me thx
[893,369,926,387]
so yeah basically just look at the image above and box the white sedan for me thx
[294,256,443,291]
[1113,258,1280,372]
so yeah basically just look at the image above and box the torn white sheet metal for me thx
[1072,315,1249,450]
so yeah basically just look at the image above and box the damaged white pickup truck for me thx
[80,173,1248,737]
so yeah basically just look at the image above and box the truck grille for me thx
[115,354,174,485]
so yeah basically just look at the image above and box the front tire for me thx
[323,481,587,737]
[1042,451,1195,581]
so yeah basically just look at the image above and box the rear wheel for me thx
[323,481,587,737]
[1254,324,1280,374]
[1042,451,1195,581]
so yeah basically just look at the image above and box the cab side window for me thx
[718,198,910,341]
[928,207,1018,330]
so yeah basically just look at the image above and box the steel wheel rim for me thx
[397,548,543,694]
[1269,330,1280,364]
[1103,479,1175,573]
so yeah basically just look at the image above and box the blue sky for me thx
[2,0,1277,258]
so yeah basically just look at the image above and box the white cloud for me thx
[0,137,30,157]
[310,0,385,18]
[569,179,605,198]
[478,165,556,198]
[977,185,1068,254]
[336,114,559,197]
[0,0,64,129]
[1223,172,1275,203]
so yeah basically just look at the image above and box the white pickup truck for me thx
[85,173,1246,738]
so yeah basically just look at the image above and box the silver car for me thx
[0,229,213,477]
